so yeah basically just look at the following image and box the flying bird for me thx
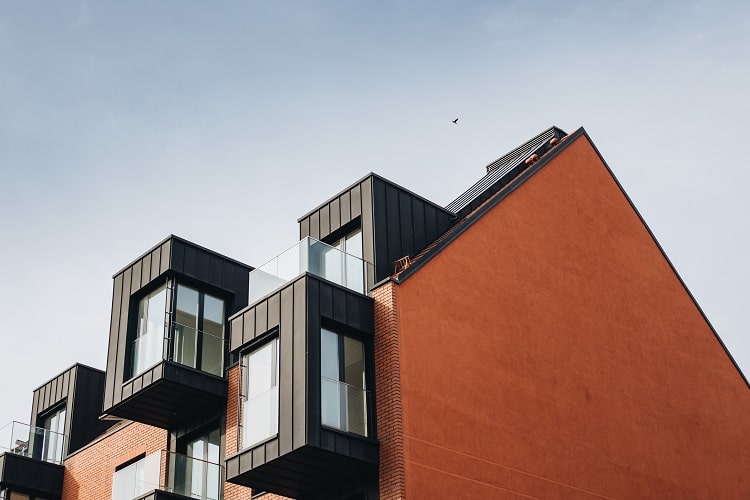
[452,118,459,124]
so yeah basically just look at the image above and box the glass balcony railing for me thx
[0,421,66,465]
[130,321,227,379]
[320,378,370,438]
[249,237,371,304]
[111,449,223,500]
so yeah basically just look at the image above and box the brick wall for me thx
[61,421,167,499]
[373,281,405,500]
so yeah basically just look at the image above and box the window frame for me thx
[240,335,280,449]
[127,279,228,381]
[320,327,369,437]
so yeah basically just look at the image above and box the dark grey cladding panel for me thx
[371,176,455,283]
[103,236,252,416]
[0,453,65,498]
[298,177,375,277]
[226,274,376,498]
[297,173,456,285]
[29,364,110,458]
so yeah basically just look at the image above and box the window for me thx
[242,338,279,448]
[172,284,226,376]
[321,328,368,436]
[323,228,364,292]
[130,282,226,379]
[176,426,221,500]
[132,285,168,377]
[41,405,66,463]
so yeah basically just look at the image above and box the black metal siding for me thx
[299,177,376,288]
[0,453,64,499]
[30,364,111,457]
[371,176,454,283]
[298,174,454,286]
[102,236,251,419]
[226,274,377,498]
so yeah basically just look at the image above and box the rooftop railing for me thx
[111,449,222,500]
[248,237,371,304]
[0,421,66,465]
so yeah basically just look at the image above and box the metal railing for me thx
[0,421,66,465]
[248,236,371,304]
[111,449,223,500]
[130,321,227,379]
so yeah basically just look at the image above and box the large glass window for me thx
[133,286,168,377]
[321,328,368,436]
[42,406,66,463]
[242,339,279,448]
[173,284,226,376]
[175,426,221,500]
[130,282,225,379]
[323,228,364,292]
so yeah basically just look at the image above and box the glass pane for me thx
[322,245,343,285]
[133,286,167,376]
[321,377,342,430]
[243,340,279,448]
[346,383,368,436]
[321,328,339,380]
[175,285,199,330]
[343,336,365,389]
[201,330,223,376]
[173,322,198,369]
[247,342,275,398]
[345,253,365,294]
[43,408,66,463]
[344,229,363,258]
[202,294,225,375]
[203,294,224,336]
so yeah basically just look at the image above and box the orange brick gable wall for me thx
[394,133,750,498]
[61,421,167,499]
[372,281,405,500]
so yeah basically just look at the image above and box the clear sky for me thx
[1,1,748,426]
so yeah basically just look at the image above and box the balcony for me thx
[227,273,378,498]
[112,450,222,500]
[0,422,65,498]
[248,237,371,305]
[105,318,229,429]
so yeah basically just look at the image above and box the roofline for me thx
[396,127,585,282]
[32,362,105,392]
[113,234,254,278]
[394,126,749,387]
[579,130,750,388]
[296,172,455,223]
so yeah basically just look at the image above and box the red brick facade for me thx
[61,421,166,499]
[372,281,405,500]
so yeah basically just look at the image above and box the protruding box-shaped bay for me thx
[102,236,252,428]
[225,274,378,499]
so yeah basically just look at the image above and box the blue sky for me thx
[1,1,748,425]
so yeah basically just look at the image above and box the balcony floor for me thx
[107,360,227,428]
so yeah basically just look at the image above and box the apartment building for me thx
[1,126,748,499]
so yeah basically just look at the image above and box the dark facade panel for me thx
[105,361,228,429]
[298,176,377,289]
[298,173,454,287]
[371,176,455,283]
[226,274,377,498]
[0,452,64,499]
[102,236,252,423]
[30,364,110,457]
